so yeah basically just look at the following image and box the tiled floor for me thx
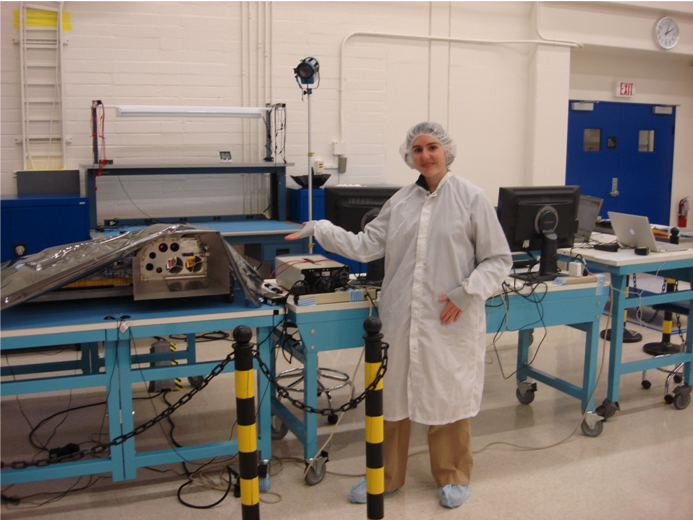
[2,301,691,520]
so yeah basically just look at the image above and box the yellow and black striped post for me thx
[233,325,260,520]
[363,317,384,520]
[169,342,183,391]
[644,278,682,356]
[600,275,643,343]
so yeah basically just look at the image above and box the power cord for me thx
[473,282,614,454]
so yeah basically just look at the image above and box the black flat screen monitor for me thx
[324,185,401,234]
[497,185,580,282]
[323,185,401,284]
[575,194,603,243]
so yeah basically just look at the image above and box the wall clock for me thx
[654,16,679,50]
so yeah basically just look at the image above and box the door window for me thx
[638,130,655,152]
[583,128,601,151]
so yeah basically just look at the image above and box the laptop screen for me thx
[576,195,603,242]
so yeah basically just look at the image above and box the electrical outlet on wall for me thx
[315,160,325,173]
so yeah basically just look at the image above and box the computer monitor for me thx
[497,185,581,281]
[575,194,603,243]
[323,185,401,284]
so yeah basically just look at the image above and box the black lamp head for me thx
[294,57,319,85]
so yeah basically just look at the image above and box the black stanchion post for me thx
[363,317,384,520]
[600,275,642,343]
[233,325,260,520]
[643,278,682,356]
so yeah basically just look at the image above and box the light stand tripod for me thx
[294,57,320,253]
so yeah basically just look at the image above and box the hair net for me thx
[399,121,457,169]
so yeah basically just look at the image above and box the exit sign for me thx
[615,81,635,97]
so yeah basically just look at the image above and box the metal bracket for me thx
[308,451,329,473]
[516,380,537,397]
[673,385,691,397]
[583,411,605,429]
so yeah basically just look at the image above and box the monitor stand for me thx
[365,258,385,286]
[511,233,562,283]
[511,271,566,284]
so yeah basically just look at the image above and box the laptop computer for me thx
[607,211,688,253]
[575,195,603,244]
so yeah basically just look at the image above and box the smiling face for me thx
[411,134,448,190]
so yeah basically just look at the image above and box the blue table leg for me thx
[579,321,600,412]
[303,344,319,461]
[115,337,137,480]
[186,333,197,364]
[256,326,272,460]
[516,329,532,381]
[104,340,126,481]
[606,273,627,403]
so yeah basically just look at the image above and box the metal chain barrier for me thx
[2,351,236,471]
[676,313,685,345]
[3,338,389,471]
[253,343,389,417]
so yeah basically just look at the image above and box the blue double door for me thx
[566,101,676,225]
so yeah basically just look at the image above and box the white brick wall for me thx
[1,1,692,225]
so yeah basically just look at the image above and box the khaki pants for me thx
[383,417,473,491]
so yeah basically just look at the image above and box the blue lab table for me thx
[560,239,693,417]
[271,279,609,483]
[0,296,280,484]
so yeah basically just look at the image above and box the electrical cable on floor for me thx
[1,475,107,510]
[4,350,77,457]
[176,466,235,509]
[471,283,615,454]
[485,280,550,379]
[145,320,282,508]
[302,296,379,481]
[131,339,239,479]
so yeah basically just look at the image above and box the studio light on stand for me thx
[294,57,320,253]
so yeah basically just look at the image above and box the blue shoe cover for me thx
[439,484,470,508]
[348,478,368,504]
[348,478,399,504]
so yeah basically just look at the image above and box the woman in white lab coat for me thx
[285,122,512,509]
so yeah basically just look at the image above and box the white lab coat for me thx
[313,172,512,425]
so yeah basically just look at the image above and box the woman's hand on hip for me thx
[438,295,462,325]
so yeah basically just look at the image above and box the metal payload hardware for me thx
[133,232,230,300]
[275,254,349,294]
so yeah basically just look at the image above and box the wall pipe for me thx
[338,30,582,143]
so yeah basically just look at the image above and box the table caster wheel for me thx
[580,418,604,437]
[188,375,204,388]
[673,390,691,410]
[327,413,339,425]
[305,464,326,485]
[516,387,535,405]
[664,394,675,405]
[305,453,328,486]
[595,400,620,419]
[271,418,288,440]
[641,380,651,389]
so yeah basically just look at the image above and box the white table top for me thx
[560,232,693,267]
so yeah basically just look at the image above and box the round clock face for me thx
[654,17,679,50]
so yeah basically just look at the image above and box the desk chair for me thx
[271,324,351,430]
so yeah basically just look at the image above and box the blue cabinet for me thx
[1,195,90,262]
[288,187,325,223]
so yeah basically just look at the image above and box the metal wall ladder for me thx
[17,2,68,170]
